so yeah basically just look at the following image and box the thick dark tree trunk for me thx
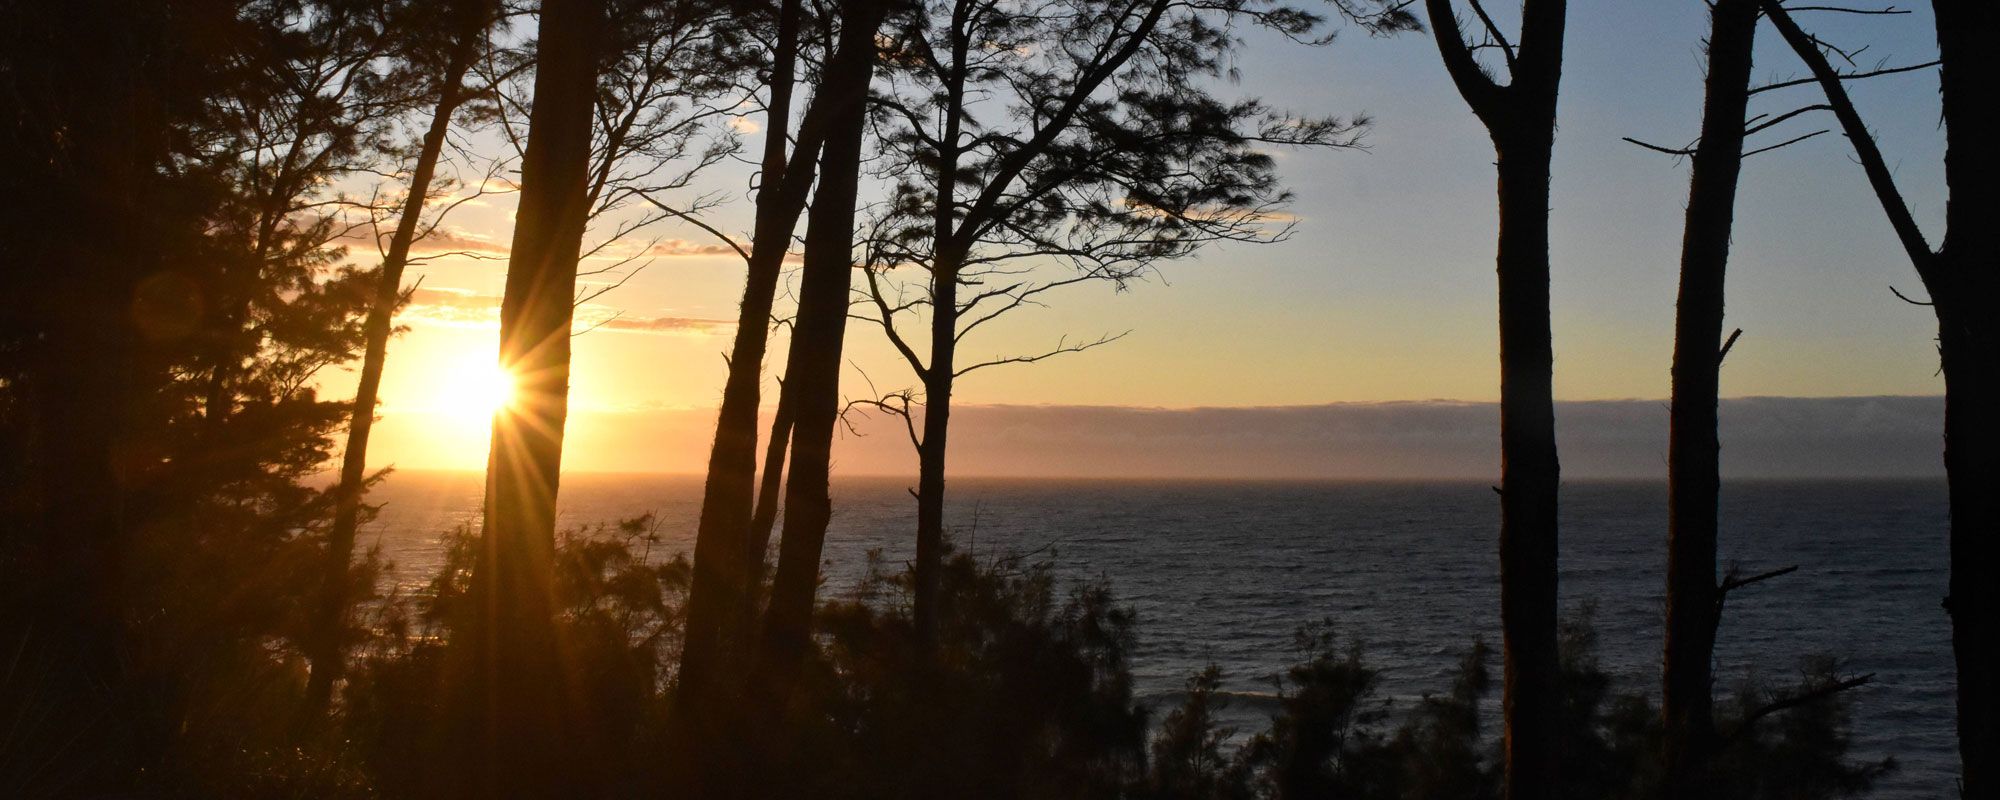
[1492,126,1561,800]
[2,3,170,785]
[675,0,806,731]
[1764,2,1996,793]
[754,84,868,719]
[1425,2,1567,797]
[303,36,480,720]
[444,0,601,794]
[1933,6,2000,795]
[1940,308,2000,800]
[1660,1,1755,794]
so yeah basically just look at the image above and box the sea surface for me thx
[364,473,1955,797]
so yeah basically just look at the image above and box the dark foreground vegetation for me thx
[5,515,1893,798]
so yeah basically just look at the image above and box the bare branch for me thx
[954,331,1130,378]
[1741,128,1828,157]
[1889,284,1934,306]
[1464,0,1517,70]
[1623,136,1697,157]
[630,188,751,264]
[1746,59,1939,96]
[1743,103,1832,136]
[1781,4,1910,14]
[1760,0,1938,282]
[1720,564,1798,594]
[1718,328,1744,365]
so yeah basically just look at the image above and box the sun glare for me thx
[432,358,520,422]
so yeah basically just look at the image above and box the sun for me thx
[430,358,520,422]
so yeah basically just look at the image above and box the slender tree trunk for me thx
[445,0,601,794]
[912,249,960,647]
[674,0,885,750]
[675,0,806,730]
[746,386,794,589]
[909,4,970,648]
[303,39,478,720]
[1661,2,1755,794]
[726,385,791,675]
[755,87,868,711]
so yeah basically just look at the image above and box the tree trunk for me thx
[745,384,794,591]
[5,2,164,783]
[1660,1,1755,794]
[912,248,960,647]
[723,383,791,677]
[674,0,806,730]
[303,35,479,720]
[1491,122,1562,800]
[1933,5,2000,795]
[445,0,601,794]
[1940,305,2000,800]
[755,86,868,707]
[1424,3,1567,796]
[1764,2,1995,792]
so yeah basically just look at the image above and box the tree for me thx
[1757,1,1996,794]
[859,0,1412,646]
[445,0,605,793]
[198,0,392,434]
[1656,1,1758,794]
[750,0,888,723]
[0,0,239,786]
[306,0,507,720]
[670,0,886,746]
[1422,0,1567,797]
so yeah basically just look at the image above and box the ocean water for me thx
[363,473,1955,797]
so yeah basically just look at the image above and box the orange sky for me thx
[315,3,1952,474]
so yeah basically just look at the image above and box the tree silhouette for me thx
[1758,1,1996,794]
[1423,0,1567,796]
[1657,1,1757,794]
[444,0,606,793]
[857,0,1411,646]
[751,0,888,737]
[307,0,507,722]
[671,0,888,756]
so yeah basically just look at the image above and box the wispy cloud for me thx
[333,225,511,258]
[400,287,734,336]
[644,239,742,258]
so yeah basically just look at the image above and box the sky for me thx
[328,1,1956,476]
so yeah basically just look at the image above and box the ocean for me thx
[363,473,1955,797]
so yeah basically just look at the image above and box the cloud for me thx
[645,239,742,258]
[398,287,497,328]
[332,225,511,258]
[411,227,510,255]
[591,314,735,335]
[398,287,732,336]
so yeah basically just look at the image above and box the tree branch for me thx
[1760,0,1938,284]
